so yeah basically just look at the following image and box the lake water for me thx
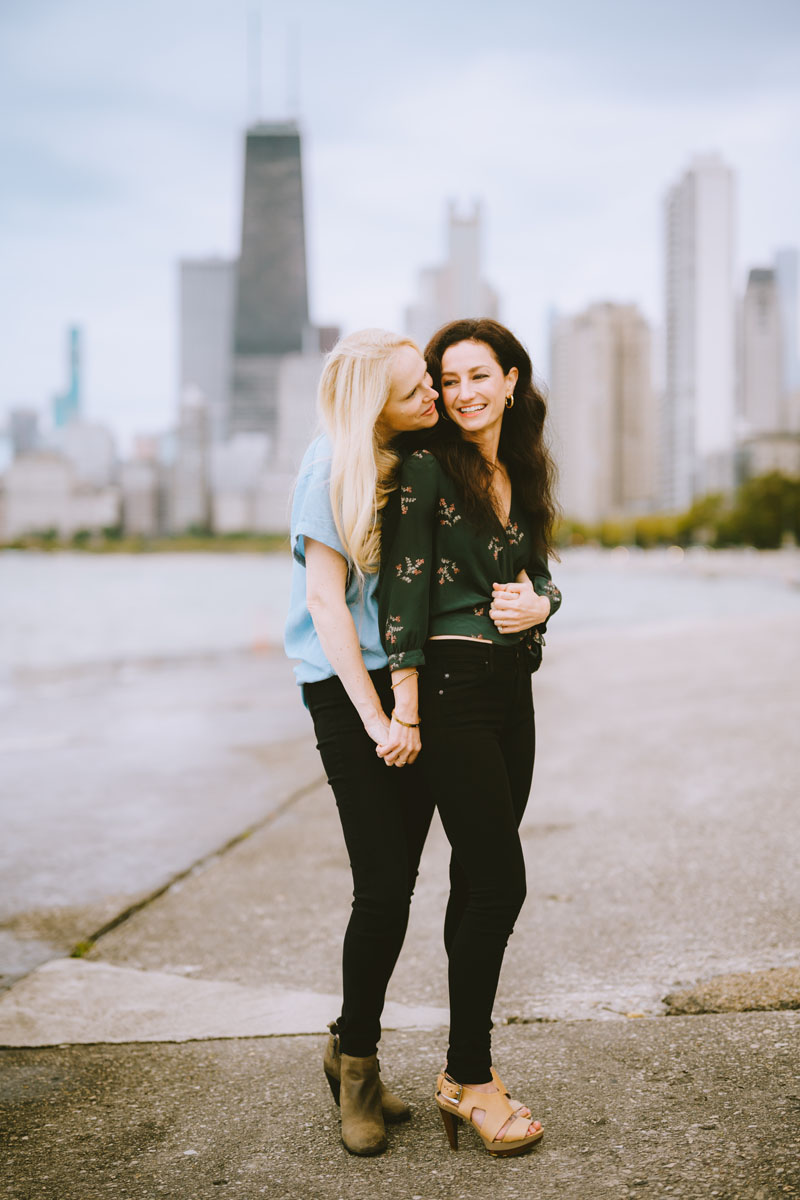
[2,547,799,674]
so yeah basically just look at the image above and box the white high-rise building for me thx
[549,303,657,524]
[739,257,800,480]
[663,154,736,508]
[405,201,498,348]
[179,258,236,444]
[741,269,784,435]
[775,248,800,400]
[169,386,210,532]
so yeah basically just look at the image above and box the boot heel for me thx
[438,1105,459,1151]
[324,1069,341,1106]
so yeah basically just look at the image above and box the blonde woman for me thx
[284,329,439,1156]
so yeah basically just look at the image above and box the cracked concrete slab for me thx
[0,959,450,1047]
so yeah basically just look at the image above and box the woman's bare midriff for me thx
[428,635,492,643]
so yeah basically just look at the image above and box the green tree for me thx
[720,472,800,549]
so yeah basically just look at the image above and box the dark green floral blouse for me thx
[378,449,562,670]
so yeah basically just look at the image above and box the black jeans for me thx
[420,640,535,1083]
[303,668,435,1059]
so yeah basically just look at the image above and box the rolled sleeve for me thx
[290,440,346,566]
[529,551,562,634]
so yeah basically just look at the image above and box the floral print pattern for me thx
[384,613,404,646]
[378,447,561,672]
[400,485,416,516]
[395,556,424,583]
[438,497,461,527]
[539,579,562,607]
[436,557,460,585]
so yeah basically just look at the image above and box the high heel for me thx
[324,1067,341,1105]
[438,1104,459,1150]
[323,1021,410,1122]
[435,1070,544,1157]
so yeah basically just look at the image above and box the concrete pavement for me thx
[1,585,799,1197]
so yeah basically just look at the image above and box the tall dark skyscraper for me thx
[229,121,310,437]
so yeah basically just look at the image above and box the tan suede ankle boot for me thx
[338,1053,387,1156]
[323,1024,411,1122]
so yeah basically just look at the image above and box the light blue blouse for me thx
[284,433,388,686]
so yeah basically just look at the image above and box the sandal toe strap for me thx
[502,1113,537,1143]
[475,1090,523,1143]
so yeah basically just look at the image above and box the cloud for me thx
[1,0,799,444]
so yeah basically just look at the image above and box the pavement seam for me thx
[68,773,325,961]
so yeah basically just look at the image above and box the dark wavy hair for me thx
[422,318,558,558]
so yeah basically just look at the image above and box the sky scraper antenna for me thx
[247,4,262,122]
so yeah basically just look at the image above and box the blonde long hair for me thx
[318,328,418,579]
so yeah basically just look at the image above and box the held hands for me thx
[374,666,421,767]
[363,706,420,768]
[376,714,421,768]
[490,578,551,635]
[363,710,392,748]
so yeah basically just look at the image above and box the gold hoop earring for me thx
[505,393,515,409]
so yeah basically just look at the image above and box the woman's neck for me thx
[464,427,501,466]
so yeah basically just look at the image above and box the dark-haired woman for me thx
[378,318,562,1158]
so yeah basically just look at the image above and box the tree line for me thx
[558,472,800,550]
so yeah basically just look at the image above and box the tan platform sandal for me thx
[435,1070,544,1158]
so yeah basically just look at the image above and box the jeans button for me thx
[444,673,449,679]
[438,689,444,695]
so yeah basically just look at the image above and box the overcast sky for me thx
[2,0,799,448]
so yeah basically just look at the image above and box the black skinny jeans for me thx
[420,639,535,1084]
[303,667,435,1059]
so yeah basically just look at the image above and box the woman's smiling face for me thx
[378,344,439,436]
[439,339,518,439]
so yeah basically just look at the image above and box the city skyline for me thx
[2,0,800,447]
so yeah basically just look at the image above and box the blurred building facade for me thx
[179,258,236,445]
[120,459,160,537]
[549,302,657,524]
[209,352,322,532]
[0,451,118,540]
[229,121,310,440]
[738,254,800,480]
[662,154,737,509]
[8,408,40,457]
[775,248,800,398]
[168,387,210,532]
[52,327,82,430]
[405,201,498,348]
[58,420,116,488]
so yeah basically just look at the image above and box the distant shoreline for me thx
[0,534,290,555]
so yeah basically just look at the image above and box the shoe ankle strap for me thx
[438,1074,463,1105]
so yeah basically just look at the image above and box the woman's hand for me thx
[375,666,421,767]
[490,578,551,634]
[362,709,392,747]
[376,715,421,767]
